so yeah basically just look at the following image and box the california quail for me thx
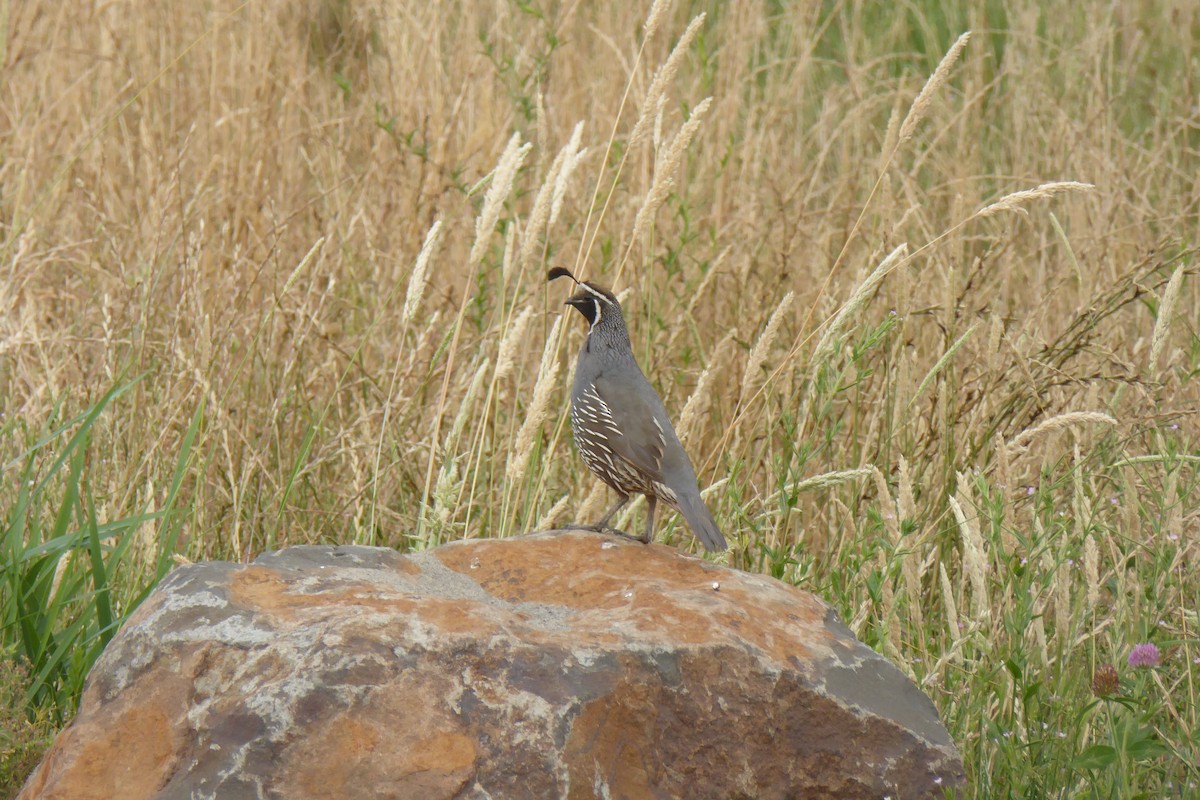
[548,267,728,552]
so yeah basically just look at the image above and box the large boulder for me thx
[20,531,963,799]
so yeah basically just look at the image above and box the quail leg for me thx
[593,494,630,530]
[564,494,629,534]
[639,496,656,544]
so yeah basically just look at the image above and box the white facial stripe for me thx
[588,297,603,333]
[578,282,609,302]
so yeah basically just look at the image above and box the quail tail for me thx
[675,493,728,552]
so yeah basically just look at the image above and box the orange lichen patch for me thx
[392,557,422,576]
[563,675,661,799]
[279,681,477,799]
[228,566,299,612]
[437,532,830,664]
[69,707,177,798]
[282,717,382,797]
[20,659,190,800]
[312,588,420,616]
[555,584,819,664]
[717,583,836,661]
[437,534,717,609]
[407,732,477,772]
[229,566,425,619]
[415,597,504,637]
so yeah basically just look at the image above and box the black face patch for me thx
[565,293,602,326]
[565,281,617,329]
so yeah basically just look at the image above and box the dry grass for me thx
[2,0,1199,794]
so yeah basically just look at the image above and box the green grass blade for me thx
[83,489,114,648]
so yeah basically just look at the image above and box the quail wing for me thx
[588,369,679,483]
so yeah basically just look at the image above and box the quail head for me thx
[548,266,727,552]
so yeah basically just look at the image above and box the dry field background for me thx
[2,0,1198,795]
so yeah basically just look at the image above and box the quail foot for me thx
[549,267,728,552]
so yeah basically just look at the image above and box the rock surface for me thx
[21,531,963,799]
